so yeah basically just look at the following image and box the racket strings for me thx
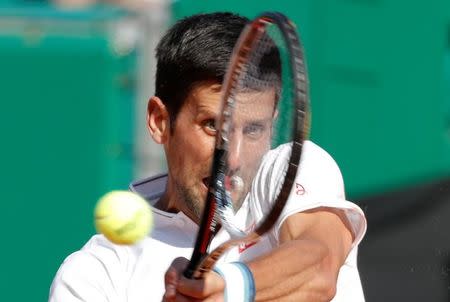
[239,29,282,95]
[218,23,295,238]
[187,13,309,279]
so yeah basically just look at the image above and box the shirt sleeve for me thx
[249,141,367,248]
[249,141,367,301]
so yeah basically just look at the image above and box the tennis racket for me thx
[184,11,310,279]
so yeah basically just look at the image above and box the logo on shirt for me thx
[238,241,257,253]
[238,223,257,253]
[295,183,306,195]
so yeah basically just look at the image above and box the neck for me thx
[153,180,200,225]
[153,188,179,213]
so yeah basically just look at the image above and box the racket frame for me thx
[184,11,309,279]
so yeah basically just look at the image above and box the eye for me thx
[243,123,266,139]
[203,119,217,136]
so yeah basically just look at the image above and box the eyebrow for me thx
[196,106,220,118]
[247,118,273,125]
[235,117,273,127]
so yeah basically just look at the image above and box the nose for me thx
[227,130,242,173]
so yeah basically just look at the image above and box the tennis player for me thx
[49,12,366,302]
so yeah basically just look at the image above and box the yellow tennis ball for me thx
[94,191,153,245]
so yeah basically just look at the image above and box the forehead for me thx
[184,81,222,113]
[184,81,277,116]
[234,89,276,116]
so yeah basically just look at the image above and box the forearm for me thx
[248,208,353,302]
[248,239,337,302]
[162,209,354,302]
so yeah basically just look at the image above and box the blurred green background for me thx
[0,0,449,301]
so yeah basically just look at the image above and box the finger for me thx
[169,292,224,302]
[164,257,190,300]
[173,292,224,302]
[202,292,225,302]
[173,293,200,302]
[164,268,177,300]
[171,257,191,271]
[177,270,225,299]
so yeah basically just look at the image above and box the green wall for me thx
[0,5,135,301]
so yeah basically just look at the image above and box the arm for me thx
[163,208,353,302]
[246,142,358,301]
[163,142,365,301]
[248,207,353,302]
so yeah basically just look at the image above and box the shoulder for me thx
[49,235,135,301]
[267,141,346,205]
[298,141,345,193]
[249,141,344,220]
[301,140,342,174]
[259,141,343,191]
[50,231,194,302]
[263,140,339,169]
[52,235,133,275]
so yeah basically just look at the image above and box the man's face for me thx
[164,81,275,223]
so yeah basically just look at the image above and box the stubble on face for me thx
[175,178,204,221]
[161,82,220,223]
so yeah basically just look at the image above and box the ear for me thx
[147,96,170,144]
[273,108,279,120]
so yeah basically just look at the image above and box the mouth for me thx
[202,177,210,189]
[230,175,244,192]
[202,175,243,192]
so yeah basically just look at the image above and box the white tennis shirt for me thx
[49,141,367,302]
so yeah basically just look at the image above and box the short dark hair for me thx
[154,12,249,127]
[155,12,282,128]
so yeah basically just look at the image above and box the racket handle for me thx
[183,253,205,278]
[183,264,196,279]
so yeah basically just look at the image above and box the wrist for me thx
[214,262,256,302]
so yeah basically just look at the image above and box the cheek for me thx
[184,130,215,162]
[169,129,215,173]
[242,141,270,172]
